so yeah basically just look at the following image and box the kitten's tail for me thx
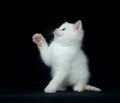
[85,85,101,92]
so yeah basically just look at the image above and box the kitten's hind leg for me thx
[73,82,85,92]
[58,85,67,91]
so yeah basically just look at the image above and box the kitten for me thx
[32,20,101,93]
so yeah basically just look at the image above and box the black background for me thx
[1,15,119,91]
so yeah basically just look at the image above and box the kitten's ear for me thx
[74,20,82,31]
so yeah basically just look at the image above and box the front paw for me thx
[32,33,45,46]
[44,85,56,93]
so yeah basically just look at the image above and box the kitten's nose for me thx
[54,28,61,36]
[55,28,59,31]
[54,28,59,33]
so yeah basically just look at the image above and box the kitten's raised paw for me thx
[32,33,44,46]
[44,86,56,93]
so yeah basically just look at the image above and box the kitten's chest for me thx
[49,42,78,61]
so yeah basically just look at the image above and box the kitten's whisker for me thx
[45,33,53,36]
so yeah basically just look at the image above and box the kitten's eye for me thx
[62,28,66,31]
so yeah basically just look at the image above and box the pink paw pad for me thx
[32,34,42,44]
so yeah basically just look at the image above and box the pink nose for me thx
[54,28,59,34]
[55,28,60,31]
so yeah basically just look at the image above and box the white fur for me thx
[32,20,101,93]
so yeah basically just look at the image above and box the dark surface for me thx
[0,88,120,103]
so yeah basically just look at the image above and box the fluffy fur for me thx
[32,20,101,93]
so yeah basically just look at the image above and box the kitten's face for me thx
[53,20,84,43]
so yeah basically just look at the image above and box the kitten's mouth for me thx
[55,33,62,36]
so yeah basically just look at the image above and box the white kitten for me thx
[32,20,101,93]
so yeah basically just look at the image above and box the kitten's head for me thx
[53,20,84,43]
